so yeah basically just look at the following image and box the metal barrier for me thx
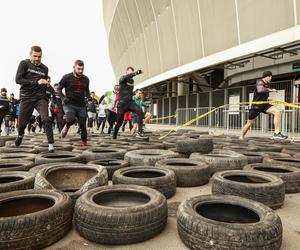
[176,105,300,138]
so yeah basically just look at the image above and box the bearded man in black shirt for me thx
[15,46,55,152]
[59,60,90,148]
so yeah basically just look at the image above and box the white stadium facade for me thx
[103,0,300,136]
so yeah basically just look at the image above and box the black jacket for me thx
[58,73,90,107]
[15,59,48,99]
[118,71,142,103]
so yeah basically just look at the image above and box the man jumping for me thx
[241,71,288,140]
[15,46,55,152]
[112,66,147,140]
[59,60,90,148]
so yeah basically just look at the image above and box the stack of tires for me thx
[0,130,297,249]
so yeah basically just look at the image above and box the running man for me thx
[112,67,147,139]
[15,46,55,152]
[241,71,288,140]
[0,88,10,135]
[59,60,90,148]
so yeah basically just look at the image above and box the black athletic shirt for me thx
[58,73,90,107]
[16,59,49,99]
[251,80,270,109]
[118,72,140,103]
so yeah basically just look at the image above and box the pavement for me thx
[42,124,300,250]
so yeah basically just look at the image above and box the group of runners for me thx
[0,46,288,153]
[0,45,151,152]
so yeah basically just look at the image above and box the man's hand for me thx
[136,69,143,75]
[38,79,49,85]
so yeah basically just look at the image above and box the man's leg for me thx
[56,112,64,133]
[113,108,126,139]
[61,105,76,138]
[16,99,35,146]
[0,116,4,135]
[101,118,106,133]
[35,99,54,151]
[241,119,255,139]
[265,106,288,139]
[76,106,88,145]
[128,102,144,135]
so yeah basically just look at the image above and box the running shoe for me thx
[82,141,88,148]
[61,124,69,138]
[136,132,149,140]
[48,144,55,153]
[273,132,288,140]
[15,135,23,147]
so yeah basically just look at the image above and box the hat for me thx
[262,71,272,78]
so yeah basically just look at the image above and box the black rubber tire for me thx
[88,159,130,180]
[0,171,35,193]
[236,151,264,164]
[34,145,73,153]
[74,185,168,244]
[155,158,210,187]
[0,159,34,172]
[29,162,86,175]
[190,149,248,174]
[82,147,127,161]
[112,166,176,198]
[133,142,165,150]
[176,138,213,154]
[244,163,300,193]
[177,194,282,250]
[125,149,179,166]
[212,170,285,209]
[263,157,300,168]
[0,153,36,162]
[249,143,283,152]
[261,152,291,158]
[35,164,108,203]
[35,151,85,165]
[0,189,73,249]
[0,147,37,154]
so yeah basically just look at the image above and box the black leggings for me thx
[122,120,133,130]
[65,113,87,142]
[107,110,117,134]
[97,117,106,132]
[18,98,54,144]
[113,101,143,138]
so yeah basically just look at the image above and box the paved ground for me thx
[46,124,300,250]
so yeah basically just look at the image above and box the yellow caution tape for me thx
[150,114,177,121]
[158,100,300,140]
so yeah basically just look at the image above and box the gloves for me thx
[136,69,143,75]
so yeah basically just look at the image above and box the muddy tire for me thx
[0,189,73,249]
[34,145,73,153]
[35,164,108,203]
[155,158,210,187]
[176,138,213,154]
[133,142,165,150]
[190,150,248,174]
[74,185,168,244]
[88,159,129,180]
[35,151,84,165]
[112,167,176,198]
[125,149,179,166]
[237,151,264,164]
[0,147,37,154]
[212,170,285,209]
[0,159,34,172]
[82,147,127,161]
[29,162,85,175]
[263,157,300,168]
[0,171,35,193]
[177,195,282,250]
[0,153,36,162]
[244,163,300,193]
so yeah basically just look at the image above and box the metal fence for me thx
[176,105,300,138]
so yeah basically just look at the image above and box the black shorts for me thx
[248,104,273,120]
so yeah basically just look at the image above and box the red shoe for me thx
[82,141,88,148]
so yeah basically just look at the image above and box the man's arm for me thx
[119,70,143,84]
[15,61,36,85]
[256,82,276,93]
[85,78,91,100]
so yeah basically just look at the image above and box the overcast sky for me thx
[0,0,116,98]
